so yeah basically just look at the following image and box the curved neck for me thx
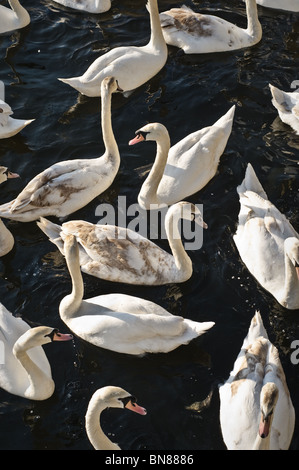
[245,0,262,39]
[284,252,299,307]
[13,340,54,400]
[8,0,28,18]
[101,88,120,166]
[139,134,170,208]
[147,0,166,50]
[86,401,120,450]
[165,210,193,280]
[60,251,84,320]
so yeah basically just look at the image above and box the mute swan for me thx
[58,234,214,354]
[58,0,167,97]
[233,163,299,310]
[0,302,73,400]
[0,77,120,223]
[129,106,235,210]
[0,0,30,34]
[219,311,295,449]
[37,201,207,285]
[0,99,34,139]
[52,0,111,14]
[269,84,299,135]
[159,0,262,54]
[86,386,147,450]
[244,0,299,12]
[0,166,19,257]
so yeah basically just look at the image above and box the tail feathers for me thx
[246,311,268,345]
[37,217,65,254]
[0,200,16,219]
[213,105,235,133]
[269,84,291,113]
[188,320,215,336]
[237,163,268,200]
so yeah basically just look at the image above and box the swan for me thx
[0,0,30,34]
[244,0,299,12]
[219,311,295,449]
[0,77,120,223]
[0,166,19,257]
[0,99,34,139]
[86,386,147,450]
[0,302,73,400]
[233,163,299,310]
[159,0,262,54]
[269,84,299,135]
[58,234,214,354]
[58,0,167,97]
[52,0,111,14]
[129,106,235,210]
[37,201,208,285]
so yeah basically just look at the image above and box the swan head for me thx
[0,166,20,185]
[166,201,208,229]
[87,386,147,415]
[284,237,299,280]
[100,76,123,95]
[258,382,279,439]
[13,326,73,355]
[129,122,169,145]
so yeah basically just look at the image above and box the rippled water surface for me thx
[0,0,298,451]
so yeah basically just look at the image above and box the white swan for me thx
[52,0,111,14]
[37,201,207,285]
[0,99,34,139]
[244,0,299,12]
[129,106,235,210]
[0,0,30,34]
[159,0,262,54]
[269,84,299,135]
[0,77,120,223]
[0,302,73,400]
[219,311,295,449]
[0,166,19,257]
[86,386,147,450]
[58,0,167,97]
[58,234,214,354]
[233,163,299,310]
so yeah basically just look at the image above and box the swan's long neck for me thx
[245,0,262,41]
[60,249,84,321]
[252,432,271,450]
[147,0,166,51]
[86,400,120,450]
[13,339,54,400]
[283,249,299,308]
[101,88,120,168]
[138,133,170,208]
[165,209,193,281]
[8,0,29,19]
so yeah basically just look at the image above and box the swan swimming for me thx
[269,84,299,135]
[0,166,19,257]
[52,0,111,14]
[0,99,34,139]
[0,0,30,34]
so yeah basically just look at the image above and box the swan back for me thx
[52,0,111,13]
[269,84,299,135]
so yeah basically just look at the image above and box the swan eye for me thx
[120,395,136,407]
[44,328,59,341]
[136,131,149,140]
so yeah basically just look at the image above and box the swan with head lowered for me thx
[86,386,147,450]
[219,311,295,449]
[0,77,120,223]
[0,302,73,400]
[52,0,111,13]
[0,0,30,34]
[0,166,19,257]
[269,84,299,135]
[58,234,214,354]
[58,0,167,97]
[37,201,207,285]
[0,99,34,139]
[129,106,235,209]
[159,0,262,54]
[233,163,299,310]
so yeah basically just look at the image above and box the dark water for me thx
[0,0,298,451]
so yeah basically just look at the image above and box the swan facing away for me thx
[233,163,299,310]
[245,0,299,12]
[269,84,299,135]
[0,166,19,257]
[0,77,120,223]
[0,302,73,400]
[219,311,295,449]
[52,0,111,14]
[0,0,30,34]
[86,386,147,450]
[37,201,207,285]
[59,234,214,354]
[129,106,235,209]
[0,99,34,139]
[159,0,262,54]
[58,0,167,97]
